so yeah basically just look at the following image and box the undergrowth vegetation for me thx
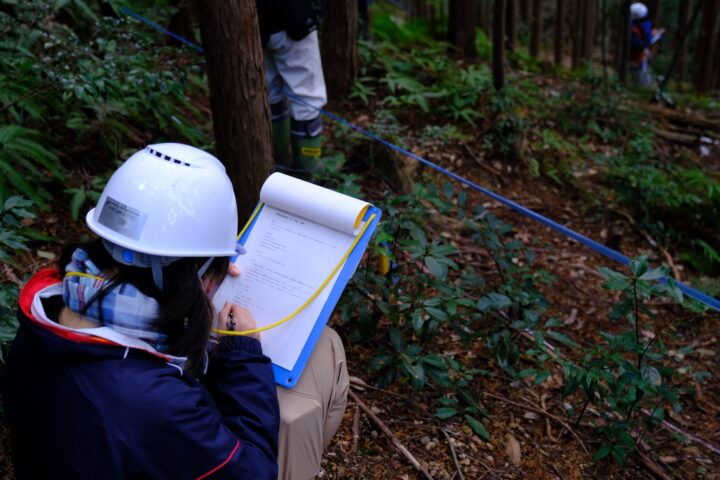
[1,0,718,473]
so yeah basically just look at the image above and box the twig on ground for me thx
[348,389,435,480]
[352,404,361,454]
[637,452,673,480]
[461,142,506,183]
[441,429,464,480]
[483,391,590,455]
[349,375,406,399]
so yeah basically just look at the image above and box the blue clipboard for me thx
[237,204,382,387]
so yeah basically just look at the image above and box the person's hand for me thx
[218,302,260,341]
[228,262,240,277]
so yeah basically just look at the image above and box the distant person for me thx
[256,1,327,174]
[629,2,665,87]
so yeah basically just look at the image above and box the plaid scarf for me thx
[62,248,168,352]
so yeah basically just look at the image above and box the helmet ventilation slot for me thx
[146,147,192,167]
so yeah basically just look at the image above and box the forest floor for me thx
[1,80,719,479]
[317,96,720,479]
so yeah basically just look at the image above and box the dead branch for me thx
[441,429,464,480]
[352,405,361,454]
[461,142,506,183]
[653,127,696,145]
[349,375,406,399]
[483,391,590,454]
[348,389,435,480]
[636,452,673,480]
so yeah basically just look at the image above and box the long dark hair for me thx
[60,240,229,376]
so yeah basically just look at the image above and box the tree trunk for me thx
[449,0,478,57]
[583,0,596,60]
[571,1,584,68]
[618,0,631,83]
[554,0,565,65]
[494,0,507,90]
[530,0,542,57]
[167,0,198,47]
[646,0,661,25]
[660,0,704,90]
[519,0,530,24]
[505,0,516,51]
[601,0,607,79]
[676,0,689,84]
[199,0,273,222]
[695,0,720,92]
[322,0,359,98]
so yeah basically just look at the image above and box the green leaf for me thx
[435,407,458,419]
[464,415,490,441]
[424,307,448,322]
[641,365,662,387]
[546,330,580,349]
[639,268,664,281]
[593,444,611,461]
[597,267,631,290]
[424,256,445,278]
[476,292,512,311]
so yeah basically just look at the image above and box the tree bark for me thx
[583,0,596,60]
[571,1,584,68]
[660,0,703,90]
[646,0,661,25]
[618,0,631,83]
[695,0,720,92]
[530,0,542,57]
[167,0,198,47]
[322,0,359,98]
[676,0,689,84]
[494,0,507,90]
[505,0,516,51]
[554,0,565,65]
[199,0,273,222]
[449,0,478,57]
[519,0,530,24]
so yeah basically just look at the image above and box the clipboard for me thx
[236,204,382,387]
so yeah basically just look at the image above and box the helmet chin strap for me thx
[196,257,214,279]
[151,256,165,292]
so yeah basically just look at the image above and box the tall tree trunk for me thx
[505,0,517,51]
[530,0,542,57]
[617,0,631,83]
[695,0,720,92]
[199,0,273,222]
[660,0,704,90]
[494,0,507,90]
[646,0,661,25]
[601,0,608,79]
[449,0,478,57]
[519,0,530,24]
[167,0,198,47]
[554,0,565,65]
[583,0,596,60]
[571,1,584,68]
[322,0,359,99]
[676,0,690,84]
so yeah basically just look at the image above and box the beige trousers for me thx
[276,327,349,480]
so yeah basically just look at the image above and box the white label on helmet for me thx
[97,197,148,241]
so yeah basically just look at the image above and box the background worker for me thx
[629,2,665,87]
[256,0,327,174]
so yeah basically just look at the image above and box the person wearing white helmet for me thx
[5,143,349,480]
[629,2,665,86]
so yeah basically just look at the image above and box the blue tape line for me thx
[117,7,720,313]
[120,7,205,52]
[286,94,720,312]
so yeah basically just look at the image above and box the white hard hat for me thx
[86,143,239,258]
[630,3,648,20]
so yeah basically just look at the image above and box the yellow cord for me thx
[65,272,106,282]
[213,212,377,336]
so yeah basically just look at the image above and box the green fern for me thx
[0,125,64,208]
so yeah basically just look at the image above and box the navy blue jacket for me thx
[5,269,280,479]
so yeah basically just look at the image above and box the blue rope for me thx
[118,7,720,313]
[120,7,205,52]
